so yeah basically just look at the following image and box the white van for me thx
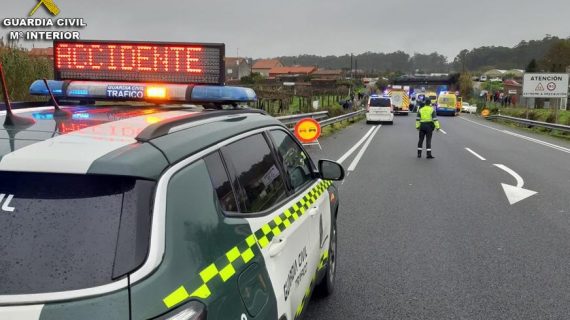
[366,95,394,124]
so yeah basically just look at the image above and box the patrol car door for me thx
[267,129,330,318]
[221,131,323,320]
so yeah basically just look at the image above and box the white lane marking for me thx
[460,116,570,154]
[336,126,376,164]
[502,130,570,154]
[459,116,499,131]
[439,129,448,134]
[494,164,524,187]
[465,147,486,161]
[494,163,538,205]
[347,125,381,172]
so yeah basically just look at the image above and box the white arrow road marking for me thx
[439,129,447,134]
[494,164,524,187]
[347,125,381,171]
[494,164,538,205]
[500,184,538,206]
[465,148,486,161]
[337,126,377,164]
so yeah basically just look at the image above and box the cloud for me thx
[3,0,569,59]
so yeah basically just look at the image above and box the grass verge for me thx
[490,118,570,142]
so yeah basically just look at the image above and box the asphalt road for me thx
[305,113,570,320]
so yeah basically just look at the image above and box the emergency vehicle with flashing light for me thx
[0,39,344,320]
[386,89,410,115]
[436,91,458,116]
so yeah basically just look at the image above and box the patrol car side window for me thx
[222,133,288,213]
[269,130,314,192]
[204,151,239,212]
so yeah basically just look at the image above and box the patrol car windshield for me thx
[369,98,391,107]
[0,172,154,294]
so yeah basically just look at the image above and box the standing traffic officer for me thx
[416,98,440,159]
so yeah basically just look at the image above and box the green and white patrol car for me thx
[0,40,344,320]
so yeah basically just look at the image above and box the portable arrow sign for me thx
[494,164,537,205]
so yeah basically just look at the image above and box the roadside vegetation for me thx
[0,47,53,102]
[476,105,570,140]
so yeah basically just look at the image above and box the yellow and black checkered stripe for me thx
[293,250,329,318]
[295,272,317,318]
[317,250,329,271]
[163,180,333,309]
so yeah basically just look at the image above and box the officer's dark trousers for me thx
[417,123,435,151]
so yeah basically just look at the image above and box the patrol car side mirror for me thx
[318,160,345,181]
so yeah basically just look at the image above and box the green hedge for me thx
[0,48,53,102]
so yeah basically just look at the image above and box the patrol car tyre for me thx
[315,220,337,297]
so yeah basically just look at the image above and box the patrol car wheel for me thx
[316,220,337,297]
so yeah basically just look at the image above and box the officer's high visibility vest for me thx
[416,106,440,129]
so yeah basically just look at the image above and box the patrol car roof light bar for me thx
[0,63,36,126]
[29,80,258,106]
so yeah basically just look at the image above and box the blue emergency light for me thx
[28,80,64,96]
[29,80,257,103]
[191,86,256,102]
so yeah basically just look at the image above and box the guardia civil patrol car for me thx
[0,40,344,320]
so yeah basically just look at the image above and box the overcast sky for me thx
[2,0,569,61]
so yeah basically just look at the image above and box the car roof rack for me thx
[136,108,267,142]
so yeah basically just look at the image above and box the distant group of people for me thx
[480,91,517,107]
[342,92,366,110]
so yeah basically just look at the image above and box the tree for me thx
[541,39,570,72]
[481,81,503,93]
[0,47,53,101]
[452,36,562,71]
[410,52,449,73]
[375,78,389,92]
[525,58,538,72]
[458,73,473,98]
[240,72,264,85]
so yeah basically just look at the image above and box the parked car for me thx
[461,102,477,114]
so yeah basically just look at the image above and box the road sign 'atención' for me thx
[523,73,569,98]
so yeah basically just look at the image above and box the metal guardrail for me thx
[277,109,365,130]
[276,111,329,125]
[319,109,366,127]
[486,114,570,133]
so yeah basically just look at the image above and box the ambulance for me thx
[387,89,410,115]
[436,92,458,116]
